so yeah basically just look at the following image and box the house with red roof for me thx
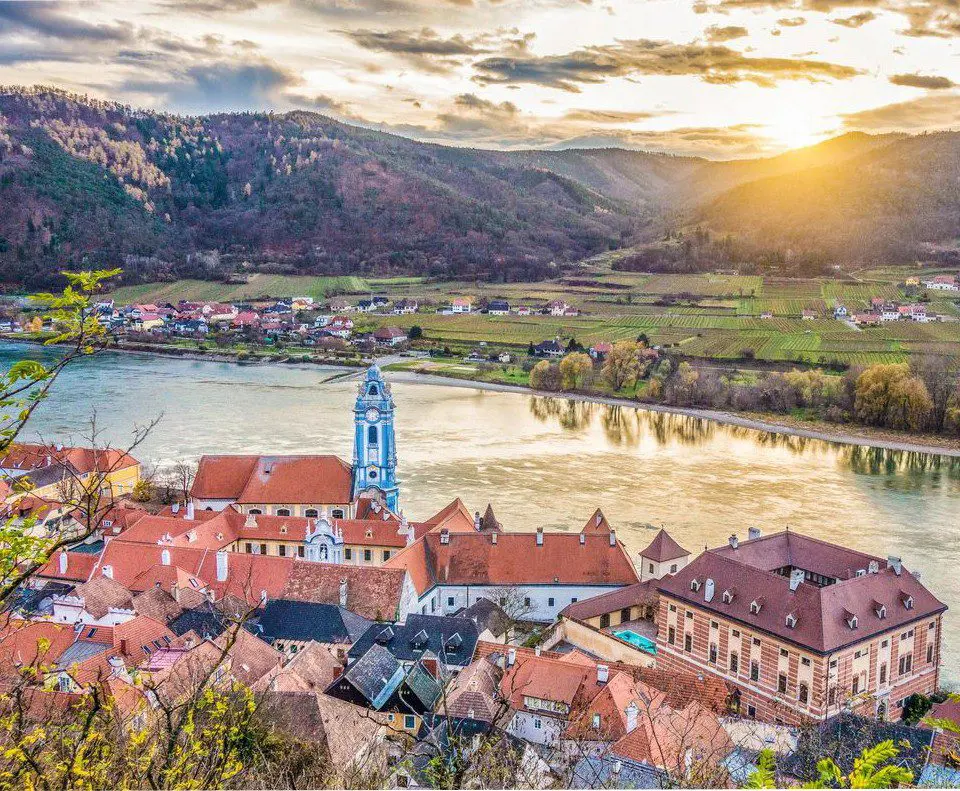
[655,528,947,725]
[384,510,640,621]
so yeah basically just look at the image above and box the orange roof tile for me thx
[280,559,406,621]
[191,455,353,505]
[35,550,97,583]
[639,529,690,563]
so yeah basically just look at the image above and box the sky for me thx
[0,0,958,158]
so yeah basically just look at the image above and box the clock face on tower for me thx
[365,407,380,422]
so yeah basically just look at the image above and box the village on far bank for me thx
[2,363,958,788]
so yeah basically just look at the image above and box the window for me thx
[548,597,555,607]
[730,652,739,674]
[571,598,578,604]
[345,548,352,560]
[331,509,344,519]
[298,546,305,558]
[670,564,678,573]
[304,508,319,518]
[383,550,391,562]
[669,604,677,613]
[732,629,740,638]
[363,549,372,562]
[524,597,531,608]
[248,508,262,515]
[747,705,756,719]
[668,626,676,645]
[852,676,861,694]
[648,563,654,573]
[899,654,913,675]
[778,673,787,694]
[260,543,267,555]
[592,713,601,729]
[276,508,291,517]
[750,661,760,682]
[245,542,252,554]
[620,608,631,623]
[686,611,694,620]
[927,644,935,664]
[600,614,611,628]
[801,657,811,667]
[534,718,542,730]
[799,683,809,704]
[828,687,836,706]
[278,545,286,557]
[780,648,789,658]
[368,425,378,445]
[448,597,455,607]
[879,663,887,685]
[404,715,416,729]
[709,643,718,664]
[684,633,693,652]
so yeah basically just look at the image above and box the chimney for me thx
[704,578,715,602]
[491,532,497,545]
[102,564,113,579]
[748,527,762,541]
[161,549,171,566]
[216,550,228,582]
[507,648,516,667]
[535,645,541,656]
[474,511,481,531]
[339,577,348,607]
[439,528,450,545]
[185,502,195,521]
[597,664,609,684]
[245,512,257,529]
[171,502,180,514]
[108,655,126,676]
[789,568,804,591]
[536,528,544,546]
[888,556,902,576]
[609,529,617,547]
[171,583,179,603]
[58,550,68,576]
[625,703,638,733]
[729,534,739,550]
[579,533,585,545]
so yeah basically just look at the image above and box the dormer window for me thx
[690,579,701,592]
[846,614,858,629]
[280,525,287,535]
[410,629,429,649]
[592,713,601,729]
[875,605,886,619]
[722,589,734,604]
[785,613,797,628]
[750,599,763,614]
[445,632,463,651]
[902,595,914,610]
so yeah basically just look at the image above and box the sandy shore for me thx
[385,369,960,458]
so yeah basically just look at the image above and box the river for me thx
[5,343,960,682]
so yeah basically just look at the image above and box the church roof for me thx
[190,455,353,505]
[639,529,689,563]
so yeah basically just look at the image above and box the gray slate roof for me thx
[348,614,479,667]
[256,599,371,644]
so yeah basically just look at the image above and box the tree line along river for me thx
[4,342,960,683]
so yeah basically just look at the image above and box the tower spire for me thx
[352,366,400,511]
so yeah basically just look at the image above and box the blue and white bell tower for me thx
[352,366,400,511]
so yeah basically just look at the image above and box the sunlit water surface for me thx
[5,343,960,682]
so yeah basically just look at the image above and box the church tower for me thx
[352,366,400,511]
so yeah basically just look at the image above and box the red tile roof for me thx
[409,498,475,540]
[280,559,407,621]
[0,444,139,476]
[639,529,689,563]
[561,580,657,621]
[191,455,353,504]
[385,531,640,596]
[35,551,97,583]
[658,531,947,654]
[0,621,77,669]
[582,508,612,534]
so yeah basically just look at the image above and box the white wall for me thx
[417,584,626,622]
[507,710,565,746]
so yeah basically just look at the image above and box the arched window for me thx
[368,425,378,445]
[331,509,344,519]
[368,384,379,397]
[276,508,291,517]
[304,508,319,518]
[248,508,262,515]
[319,545,328,560]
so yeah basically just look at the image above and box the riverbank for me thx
[385,368,960,458]
[6,335,960,457]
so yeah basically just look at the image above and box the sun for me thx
[764,106,831,152]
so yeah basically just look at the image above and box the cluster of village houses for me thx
[1,367,958,787]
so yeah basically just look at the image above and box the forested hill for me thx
[0,86,957,288]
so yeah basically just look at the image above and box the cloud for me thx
[340,26,491,71]
[0,2,135,44]
[704,25,750,41]
[472,38,861,92]
[777,16,807,26]
[842,92,960,131]
[830,11,877,27]
[562,108,667,123]
[889,73,955,90]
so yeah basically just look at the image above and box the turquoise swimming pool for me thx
[614,629,657,654]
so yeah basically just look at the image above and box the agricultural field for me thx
[108,275,370,304]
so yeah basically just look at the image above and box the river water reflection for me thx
[5,344,960,682]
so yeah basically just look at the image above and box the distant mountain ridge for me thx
[0,86,954,287]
